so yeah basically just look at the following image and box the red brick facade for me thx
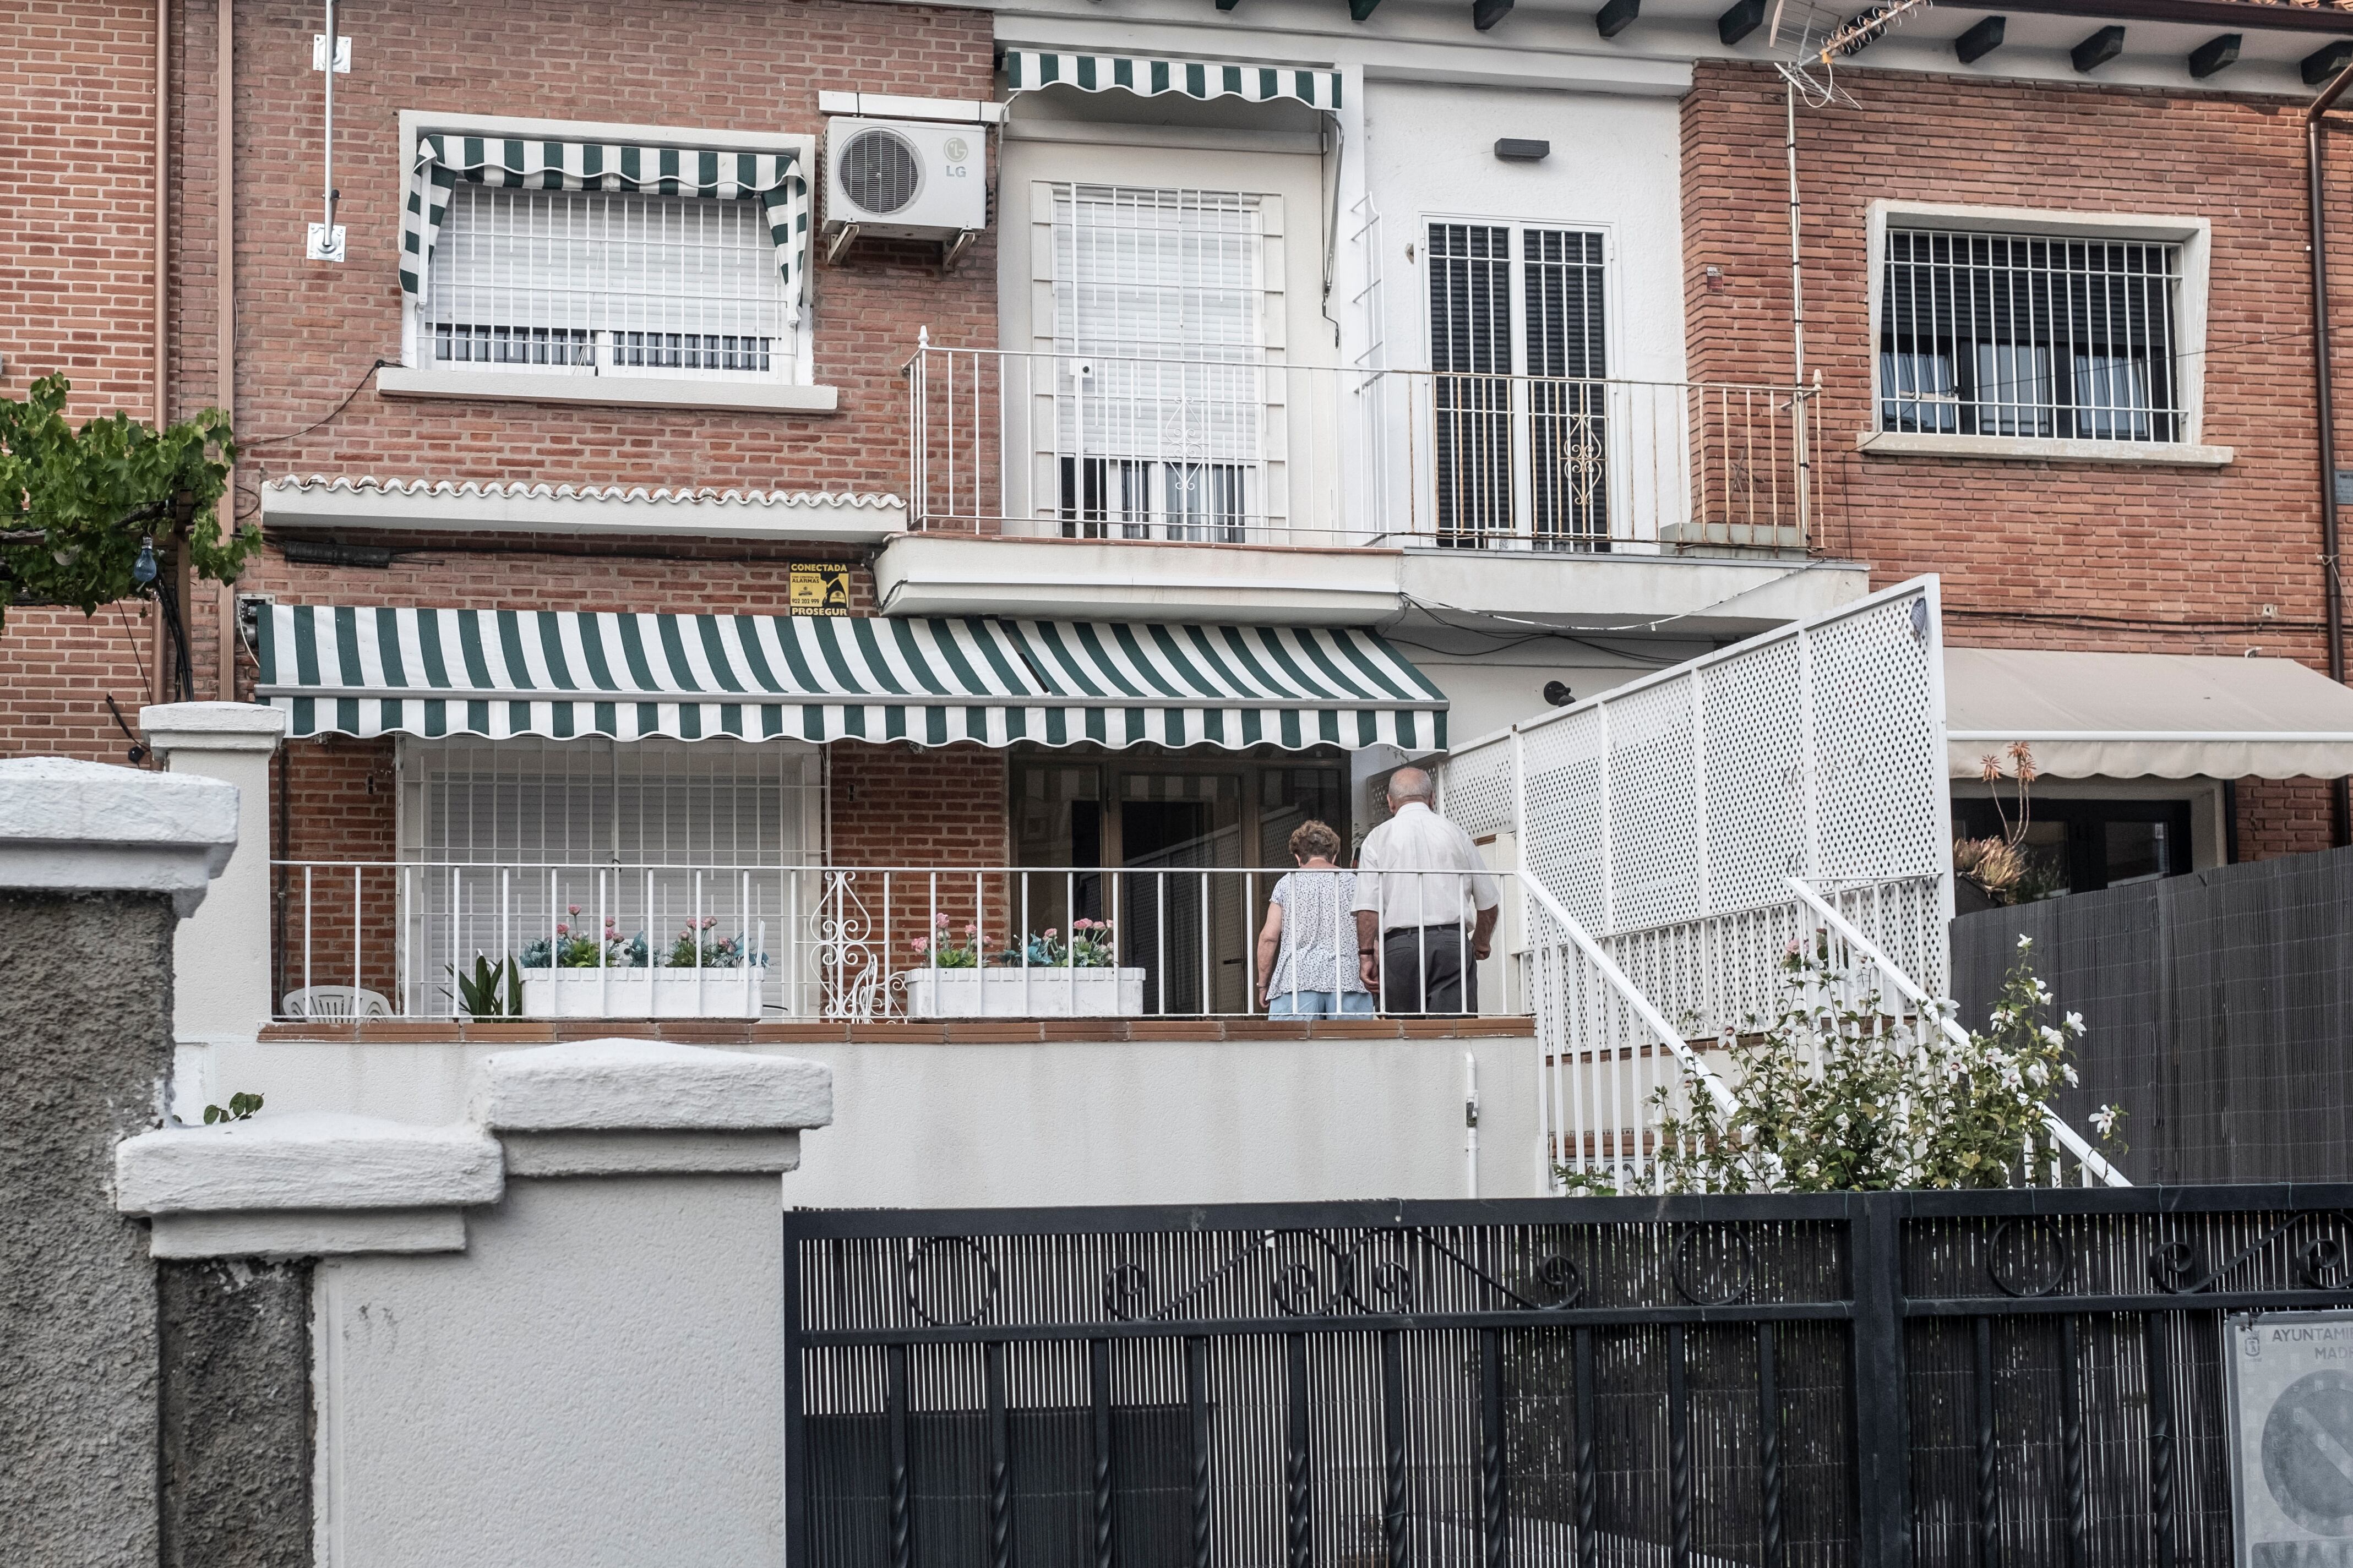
[2,0,173,757]
[1681,61,2350,856]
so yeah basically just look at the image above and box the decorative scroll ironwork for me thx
[1987,1216,2074,1299]
[904,1235,999,1327]
[2148,1210,2353,1296]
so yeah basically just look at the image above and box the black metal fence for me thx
[783,1189,2353,1568]
[1952,844,2353,1183]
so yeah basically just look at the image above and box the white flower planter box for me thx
[901,966,1146,1019]
[519,968,764,1020]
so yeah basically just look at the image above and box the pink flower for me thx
[1045,927,1059,939]
[568,905,581,917]
[964,922,977,936]
[1784,938,1802,957]
[935,913,951,927]
[555,924,570,936]
[911,936,930,953]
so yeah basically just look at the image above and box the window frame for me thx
[1417,211,1619,548]
[1861,200,2226,467]
[387,110,825,412]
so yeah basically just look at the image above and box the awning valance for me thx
[1000,51,1342,111]
[1945,648,2353,779]
[399,135,810,314]
[257,607,1444,751]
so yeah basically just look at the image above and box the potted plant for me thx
[515,908,768,1019]
[901,915,1145,1019]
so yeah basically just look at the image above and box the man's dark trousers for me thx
[1380,925,1476,1016]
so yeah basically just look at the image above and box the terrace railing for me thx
[905,337,1818,551]
[270,861,1533,1024]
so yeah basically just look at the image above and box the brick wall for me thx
[273,737,399,1000]
[1,0,169,760]
[2,0,159,419]
[184,0,995,496]
[829,741,1013,954]
[1681,62,2349,856]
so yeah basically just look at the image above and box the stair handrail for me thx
[1517,867,1740,1118]
[1784,877,2129,1189]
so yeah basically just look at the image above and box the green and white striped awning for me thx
[1001,51,1342,111]
[258,607,1445,751]
[400,135,810,314]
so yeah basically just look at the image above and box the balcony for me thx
[902,341,1819,553]
[271,860,1532,1026]
[885,341,1843,629]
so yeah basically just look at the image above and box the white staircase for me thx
[1439,577,2125,1194]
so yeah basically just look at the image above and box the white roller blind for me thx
[1047,185,1271,537]
[425,185,795,379]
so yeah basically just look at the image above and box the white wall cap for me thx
[0,757,239,915]
[140,701,288,755]
[116,1112,505,1216]
[474,1037,835,1134]
[148,1207,467,1259]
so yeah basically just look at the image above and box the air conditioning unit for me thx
[824,117,987,242]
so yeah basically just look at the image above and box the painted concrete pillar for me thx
[0,757,237,1568]
[141,702,286,1120]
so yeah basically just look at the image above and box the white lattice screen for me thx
[1435,581,2107,1193]
[426,185,797,381]
[1441,575,1952,937]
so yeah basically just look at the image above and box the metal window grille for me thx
[392,736,821,1015]
[1050,184,1266,543]
[1878,228,2183,442]
[424,183,794,383]
[1428,223,1610,548]
[1428,222,1512,544]
[1525,229,1609,548]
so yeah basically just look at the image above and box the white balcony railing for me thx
[904,338,1819,551]
[271,861,1532,1024]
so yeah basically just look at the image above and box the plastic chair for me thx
[280,985,393,1020]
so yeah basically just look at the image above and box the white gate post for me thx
[143,702,287,1119]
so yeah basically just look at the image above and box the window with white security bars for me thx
[424,184,799,383]
[391,737,823,1012]
[1877,228,2185,442]
[1048,184,1273,543]
[1426,222,1609,550]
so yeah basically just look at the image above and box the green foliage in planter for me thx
[1633,933,2125,1194]
[451,953,523,1018]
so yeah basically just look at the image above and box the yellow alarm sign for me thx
[789,563,853,618]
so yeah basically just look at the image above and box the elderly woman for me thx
[1254,820,1377,1018]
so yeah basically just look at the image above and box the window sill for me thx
[377,365,841,414]
[1854,430,2232,467]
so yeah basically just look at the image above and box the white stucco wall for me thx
[313,1172,786,1568]
[209,1032,1548,1205]
[1364,80,1686,383]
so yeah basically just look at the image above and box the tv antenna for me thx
[1769,0,1933,106]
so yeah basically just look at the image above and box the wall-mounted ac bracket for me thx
[942,230,979,274]
[825,222,863,266]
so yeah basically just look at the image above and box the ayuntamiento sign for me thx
[2229,1312,2353,1567]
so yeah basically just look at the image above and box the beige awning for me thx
[1945,648,2353,779]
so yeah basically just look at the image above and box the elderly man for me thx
[1351,766,1500,1017]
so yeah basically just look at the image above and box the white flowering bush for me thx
[1645,933,2125,1193]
